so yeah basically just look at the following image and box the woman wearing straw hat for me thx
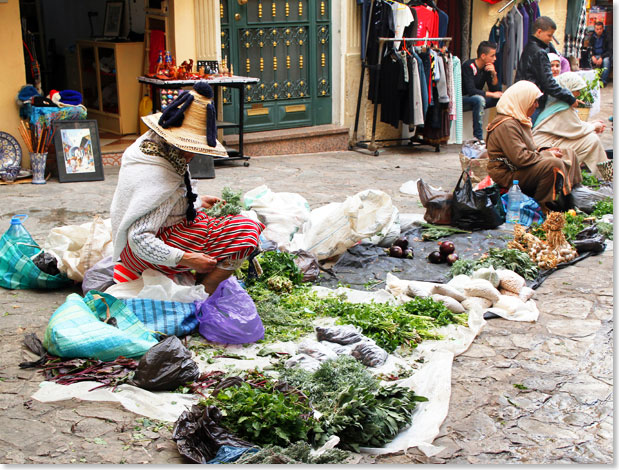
[110,81,264,294]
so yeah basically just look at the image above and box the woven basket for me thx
[597,160,613,182]
[576,106,591,122]
[459,153,489,185]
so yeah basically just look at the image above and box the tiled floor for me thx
[99,132,138,167]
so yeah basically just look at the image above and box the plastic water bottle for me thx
[506,181,523,225]
[6,214,35,243]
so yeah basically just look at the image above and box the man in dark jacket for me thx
[515,16,583,118]
[462,41,503,141]
[586,21,612,86]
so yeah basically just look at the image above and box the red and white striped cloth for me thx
[113,212,264,283]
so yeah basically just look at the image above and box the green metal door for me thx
[220,0,331,132]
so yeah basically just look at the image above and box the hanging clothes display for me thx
[351,0,461,154]
[491,1,541,88]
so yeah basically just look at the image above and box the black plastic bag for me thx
[19,333,48,368]
[32,251,60,276]
[351,341,388,367]
[172,405,254,464]
[451,172,505,230]
[315,325,364,345]
[293,250,321,282]
[131,336,200,391]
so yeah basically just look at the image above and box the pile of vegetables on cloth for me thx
[28,183,611,462]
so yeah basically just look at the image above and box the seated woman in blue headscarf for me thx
[532,72,608,178]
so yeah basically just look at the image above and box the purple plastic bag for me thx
[195,277,265,344]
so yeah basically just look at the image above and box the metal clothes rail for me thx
[350,36,452,156]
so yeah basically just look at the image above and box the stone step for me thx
[222,124,349,156]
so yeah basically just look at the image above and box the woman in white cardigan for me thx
[532,72,608,178]
[110,82,264,294]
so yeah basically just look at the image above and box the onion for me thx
[446,253,459,265]
[428,251,443,264]
[389,245,403,258]
[439,241,456,256]
[392,237,409,250]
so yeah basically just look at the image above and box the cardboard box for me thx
[588,10,613,26]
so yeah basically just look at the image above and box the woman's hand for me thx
[593,121,606,134]
[179,252,217,273]
[548,147,563,159]
[200,195,223,209]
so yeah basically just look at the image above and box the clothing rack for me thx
[350,36,453,156]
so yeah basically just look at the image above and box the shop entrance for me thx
[220,0,331,133]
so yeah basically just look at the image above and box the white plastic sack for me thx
[44,216,113,282]
[32,381,197,423]
[364,207,401,247]
[105,269,208,303]
[399,179,420,196]
[290,189,396,260]
[243,185,311,250]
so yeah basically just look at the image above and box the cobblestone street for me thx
[0,86,614,464]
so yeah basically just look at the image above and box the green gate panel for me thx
[221,0,331,133]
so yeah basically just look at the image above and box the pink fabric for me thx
[560,56,571,74]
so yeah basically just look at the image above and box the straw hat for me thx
[141,81,228,158]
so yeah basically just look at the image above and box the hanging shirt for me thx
[413,5,439,45]
[391,3,415,50]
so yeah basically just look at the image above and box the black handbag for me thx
[451,171,506,231]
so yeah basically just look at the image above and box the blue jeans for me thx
[462,95,499,140]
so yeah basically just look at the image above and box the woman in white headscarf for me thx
[532,72,608,178]
[486,81,582,212]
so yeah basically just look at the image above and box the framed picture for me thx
[52,120,104,183]
[103,1,124,37]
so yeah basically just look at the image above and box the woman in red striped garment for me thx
[110,82,264,293]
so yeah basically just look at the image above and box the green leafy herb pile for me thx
[581,170,600,189]
[596,221,614,240]
[280,356,427,452]
[200,371,314,447]
[450,248,539,280]
[591,197,613,218]
[563,211,587,242]
[203,187,243,217]
[421,223,471,241]
[237,252,467,350]
[233,442,353,464]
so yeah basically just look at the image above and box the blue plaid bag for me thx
[122,298,198,337]
[43,291,158,361]
[0,233,72,290]
[501,193,545,227]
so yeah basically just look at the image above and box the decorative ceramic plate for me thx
[0,132,22,172]
[16,169,32,179]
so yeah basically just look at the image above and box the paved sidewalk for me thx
[0,86,613,464]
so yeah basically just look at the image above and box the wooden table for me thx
[137,75,260,166]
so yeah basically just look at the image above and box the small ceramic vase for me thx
[30,152,47,184]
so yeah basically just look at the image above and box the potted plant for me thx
[576,67,604,121]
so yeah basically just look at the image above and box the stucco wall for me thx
[0,0,28,165]
[471,0,568,60]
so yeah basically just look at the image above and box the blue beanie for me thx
[59,90,83,106]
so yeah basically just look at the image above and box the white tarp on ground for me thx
[32,275,536,457]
